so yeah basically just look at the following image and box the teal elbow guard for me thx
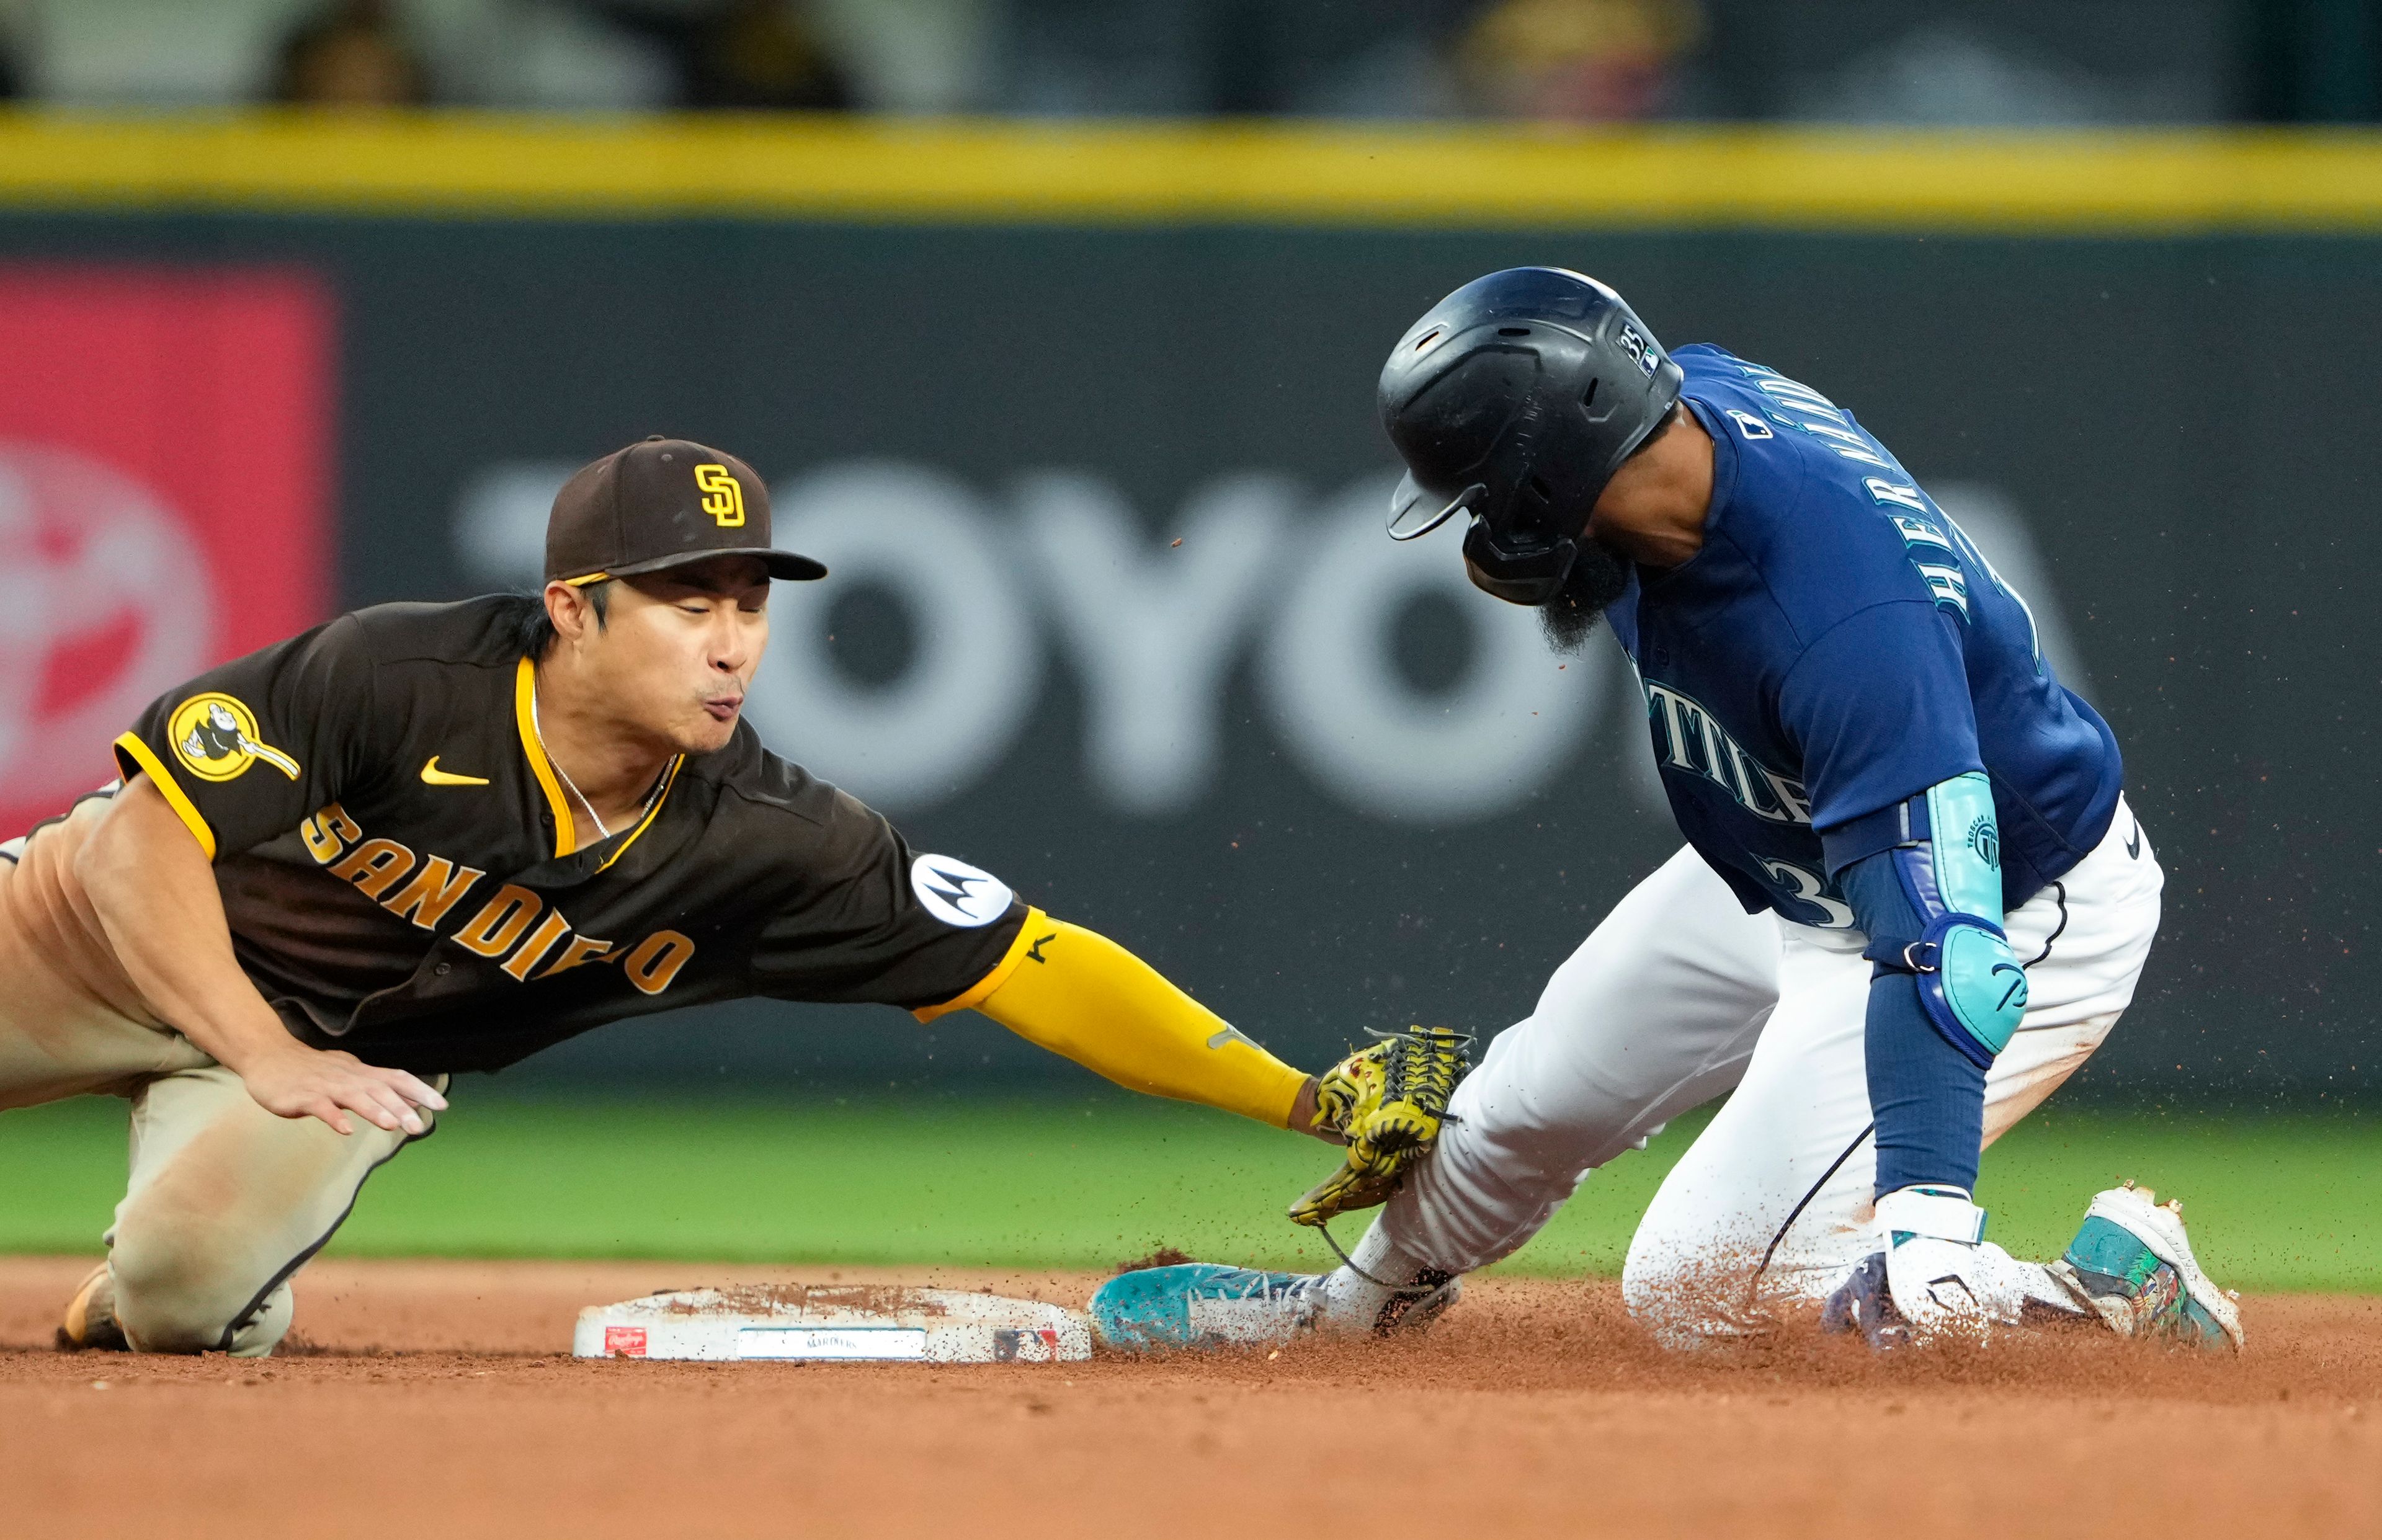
[1904,912,2027,1067]
[1886,772,2028,1068]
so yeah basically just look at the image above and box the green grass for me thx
[3,1093,2377,1291]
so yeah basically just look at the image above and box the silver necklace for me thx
[530,685,612,840]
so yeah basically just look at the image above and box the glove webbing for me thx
[1369,1024,1470,1122]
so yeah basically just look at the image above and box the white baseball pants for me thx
[1368,796,2162,1345]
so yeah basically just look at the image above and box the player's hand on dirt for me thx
[241,1041,447,1136]
[1821,1188,2030,1350]
[1290,1026,1473,1226]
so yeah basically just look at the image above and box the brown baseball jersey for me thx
[105,596,1030,1074]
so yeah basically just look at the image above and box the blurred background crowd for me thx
[0,0,2375,124]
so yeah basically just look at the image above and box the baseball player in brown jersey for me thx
[2,437,1457,1357]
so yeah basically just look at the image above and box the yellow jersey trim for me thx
[913,905,1046,1023]
[513,656,577,859]
[595,754,684,873]
[5,114,2382,231]
[112,731,218,861]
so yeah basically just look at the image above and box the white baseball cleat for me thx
[2046,1181,2244,1350]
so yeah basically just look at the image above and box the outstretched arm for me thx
[77,775,448,1136]
[921,914,1330,1139]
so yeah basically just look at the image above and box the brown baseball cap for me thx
[544,436,826,586]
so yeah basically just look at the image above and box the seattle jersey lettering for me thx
[1641,679,1814,826]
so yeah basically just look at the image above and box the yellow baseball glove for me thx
[1289,1025,1474,1227]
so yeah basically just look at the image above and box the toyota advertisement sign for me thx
[0,268,333,840]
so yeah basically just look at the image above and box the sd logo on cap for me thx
[545,436,826,589]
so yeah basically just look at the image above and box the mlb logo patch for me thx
[991,1327,1063,1362]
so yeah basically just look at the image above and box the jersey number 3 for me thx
[1758,858,1855,929]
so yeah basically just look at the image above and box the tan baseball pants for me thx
[0,799,438,1355]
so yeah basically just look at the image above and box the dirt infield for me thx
[5,1256,2380,1539]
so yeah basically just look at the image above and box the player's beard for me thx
[1537,537,1633,655]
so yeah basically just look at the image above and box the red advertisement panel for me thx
[0,267,334,837]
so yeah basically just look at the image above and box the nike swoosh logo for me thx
[2125,822,2143,860]
[421,756,491,787]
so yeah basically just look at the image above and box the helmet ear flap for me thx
[1509,471,1566,542]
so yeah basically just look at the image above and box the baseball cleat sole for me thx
[56,1262,128,1353]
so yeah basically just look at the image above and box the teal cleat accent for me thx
[2048,1182,2244,1350]
[1089,1265,1324,1353]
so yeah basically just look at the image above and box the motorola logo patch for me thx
[910,853,1013,928]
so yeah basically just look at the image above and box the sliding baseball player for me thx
[1094,269,2241,1353]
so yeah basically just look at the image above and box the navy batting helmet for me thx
[1378,267,1683,605]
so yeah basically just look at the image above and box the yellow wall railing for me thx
[4,112,2382,231]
